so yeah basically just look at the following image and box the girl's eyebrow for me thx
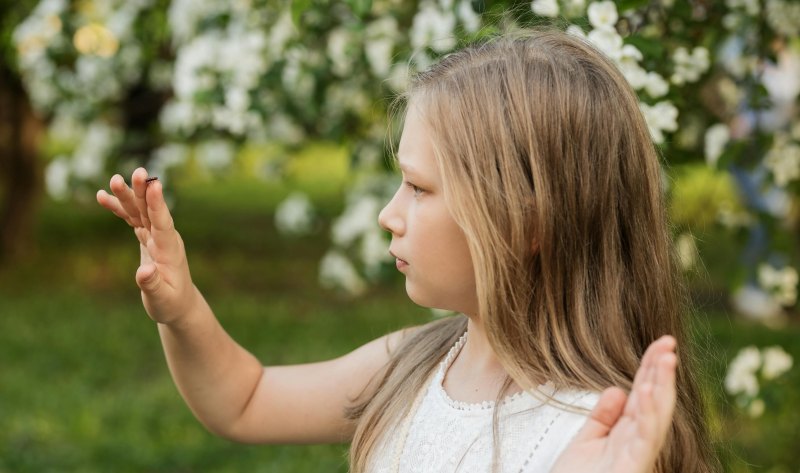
[398,161,421,177]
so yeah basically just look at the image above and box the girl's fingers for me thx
[571,386,627,442]
[131,168,152,230]
[632,336,675,390]
[109,174,144,227]
[145,179,182,255]
[96,190,136,227]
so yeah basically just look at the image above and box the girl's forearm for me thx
[156,285,264,438]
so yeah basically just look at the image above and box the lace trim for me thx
[434,330,553,412]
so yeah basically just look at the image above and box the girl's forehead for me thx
[397,103,436,171]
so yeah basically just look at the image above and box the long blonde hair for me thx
[346,30,719,472]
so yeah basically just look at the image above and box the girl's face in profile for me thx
[378,103,478,316]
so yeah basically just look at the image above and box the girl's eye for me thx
[404,181,424,197]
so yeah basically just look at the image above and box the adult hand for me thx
[96,168,197,325]
[550,336,677,473]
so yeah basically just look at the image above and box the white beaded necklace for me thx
[387,331,564,473]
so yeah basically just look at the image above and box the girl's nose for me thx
[378,196,405,236]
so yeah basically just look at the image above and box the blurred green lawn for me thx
[1,157,799,472]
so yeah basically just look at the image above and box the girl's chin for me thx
[404,281,460,313]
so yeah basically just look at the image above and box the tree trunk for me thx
[0,62,43,266]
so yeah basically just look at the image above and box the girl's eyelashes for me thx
[404,181,424,197]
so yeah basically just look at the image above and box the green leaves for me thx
[291,0,312,27]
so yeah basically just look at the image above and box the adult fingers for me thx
[109,174,143,227]
[131,168,151,230]
[96,190,136,227]
[571,386,627,442]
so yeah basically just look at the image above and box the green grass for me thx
[1,166,800,471]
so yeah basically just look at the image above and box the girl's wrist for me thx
[161,284,207,332]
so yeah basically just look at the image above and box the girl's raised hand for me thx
[550,336,678,473]
[96,168,197,325]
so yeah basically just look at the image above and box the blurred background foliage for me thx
[1,0,799,471]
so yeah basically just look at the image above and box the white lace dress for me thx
[367,332,600,473]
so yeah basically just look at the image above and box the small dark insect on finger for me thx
[146,176,159,184]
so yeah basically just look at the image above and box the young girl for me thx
[96,31,716,472]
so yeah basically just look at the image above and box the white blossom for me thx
[758,263,798,306]
[319,251,366,296]
[149,143,189,181]
[704,123,731,167]
[360,228,392,277]
[71,121,120,179]
[331,195,382,246]
[566,24,586,38]
[587,28,623,61]
[411,2,457,52]
[671,46,710,85]
[531,0,559,18]
[761,346,793,379]
[328,28,356,77]
[457,0,482,32]
[639,101,678,144]
[267,9,296,57]
[644,72,669,98]
[275,192,315,236]
[588,1,618,31]
[766,0,800,37]
[387,62,411,92]
[196,139,235,171]
[725,345,761,397]
[726,0,761,16]
[45,156,71,200]
[764,135,800,186]
[731,285,783,321]
[365,18,399,78]
[762,187,791,218]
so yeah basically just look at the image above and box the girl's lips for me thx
[396,258,409,270]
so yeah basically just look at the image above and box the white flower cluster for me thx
[45,121,122,199]
[758,263,798,306]
[15,0,161,199]
[670,46,710,85]
[766,0,800,37]
[531,0,560,17]
[165,5,291,137]
[275,192,315,236]
[722,0,761,30]
[14,0,150,112]
[319,251,367,296]
[320,177,396,294]
[564,2,676,144]
[365,17,400,78]
[148,143,189,183]
[639,102,678,144]
[731,285,783,321]
[764,134,800,187]
[725,344,793,417]
[410,0,481,66]
[534,0,593,25]
[704,123,731,167]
